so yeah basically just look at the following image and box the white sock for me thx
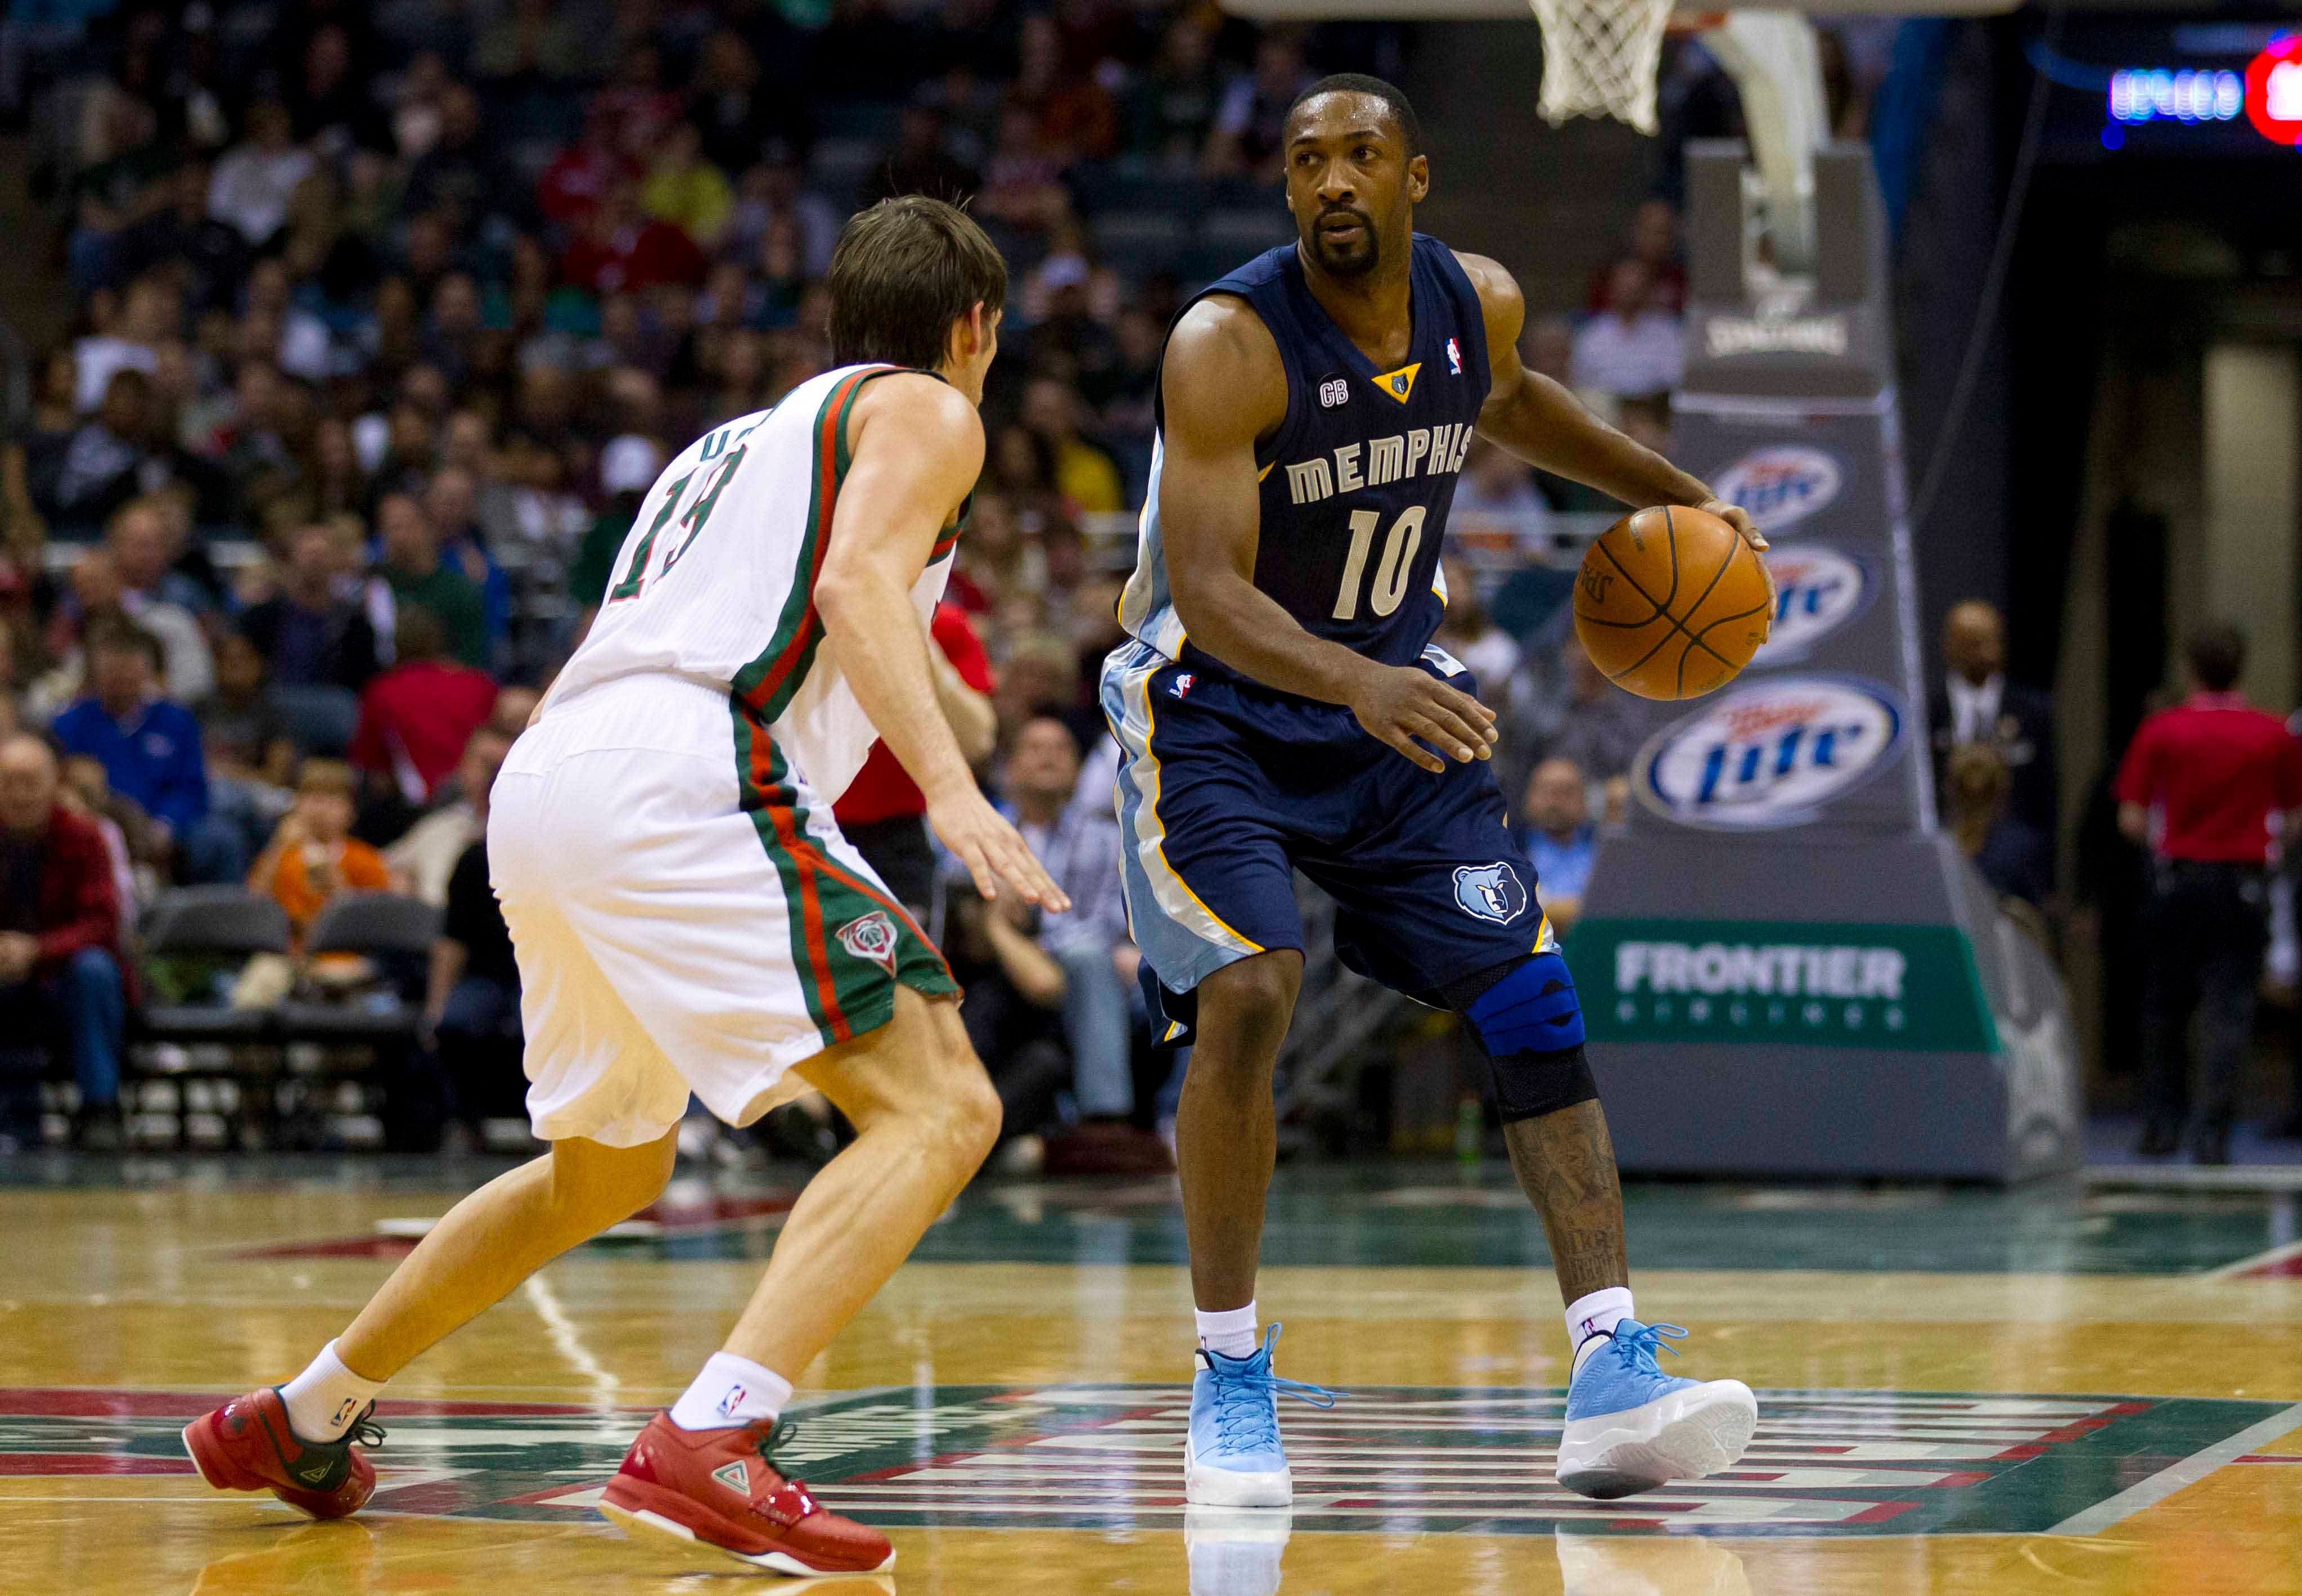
[1565,1287,1635,1370]
[669,1353,792,1432]
[1195,1302,1259,1361]
[278,1340,387,1442]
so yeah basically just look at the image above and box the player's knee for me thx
[907,1011,1002,1169]
[552,1131,675,1226]
[1193,953,1301,1072]
[1444,953,1600,1124]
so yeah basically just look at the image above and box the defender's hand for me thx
[1347,663,1498,774]
[927,787,1072,911]
[1696,497,1777,638]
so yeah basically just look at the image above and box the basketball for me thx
[1573,504,1773,701]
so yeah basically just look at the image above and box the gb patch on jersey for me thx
[1319,377,1350,409]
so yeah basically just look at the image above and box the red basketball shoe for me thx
[181,1388,382,1519]
[599,1414,893,1576]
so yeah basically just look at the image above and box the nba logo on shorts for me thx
[1170,673,1194,700]
[1452,861,1528,924]
[836,911,900,973]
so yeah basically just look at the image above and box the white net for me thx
[1526,0,1678,135]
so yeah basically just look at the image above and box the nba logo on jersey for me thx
[1319,378,1349,409]
[836,912,900,973]
[1452,861,1529,924]
[1447,337,1463,375]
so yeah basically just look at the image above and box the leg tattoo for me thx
[1501,1098,1630,1304]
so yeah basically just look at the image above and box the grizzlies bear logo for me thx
[1452,861,1529,925]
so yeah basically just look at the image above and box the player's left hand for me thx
[1697,498,1775,638]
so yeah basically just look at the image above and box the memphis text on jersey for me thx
[1281,421,1478,507]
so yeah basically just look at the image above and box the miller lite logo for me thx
[1635,676,1906,830]
[835,911,901,973]
[1754,546,1871,663]
[1711,446,1842,533]
[1319,378,1350,409]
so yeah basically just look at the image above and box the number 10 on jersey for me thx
[1331,505,1427,622]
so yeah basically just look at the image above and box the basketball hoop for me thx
[1525,0,1708,133]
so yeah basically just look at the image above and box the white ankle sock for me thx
[279,1340,387,1442]
[1194,1302,1259,1361]
[669,1353,792,1432]
[1565,1287,1635,1369]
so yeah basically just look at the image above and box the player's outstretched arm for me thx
[1456,251,1768,555]
[816,374,1068,910]
[1161,298,1496,774]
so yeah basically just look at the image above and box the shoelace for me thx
[1206,1325,1336,1455]
[1604,1321,1689,1378]
[755,1418,815,1490]
[345,1404,386,1450]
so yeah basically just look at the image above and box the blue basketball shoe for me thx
[1555,1321,1757,1500]
[1184,1325,1335,1506]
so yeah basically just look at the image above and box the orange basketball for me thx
[1573,505,1773,701]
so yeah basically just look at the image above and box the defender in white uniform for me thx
[184,199,1064,1577]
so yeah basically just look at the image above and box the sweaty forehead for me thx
[1286,92,1402,147]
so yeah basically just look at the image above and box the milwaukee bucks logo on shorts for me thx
[836,911,900,973]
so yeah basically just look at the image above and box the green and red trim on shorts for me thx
[728,365,960,1049]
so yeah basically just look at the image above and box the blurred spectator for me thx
[644,123,735,252]
[423,468,511,666]
[110,495,212,618]
[201,630,298,876]
[1206,34,1315,179]
[74,272,176,413]
[728,154,840,278]
[1587,199,1687,316]
[1002,715,1152,1150]
[860,104,982,208]
[1129,19,1225,170]
[426,746,525,1138]
[349,608,497,806]
[834,603,998,921]
[373,492,488,670]
[560,180,710,297]
[1022,376,1123,514]
[475,0,587,84]
[249,759,391,949]
[240,524,382,694]
[1501,643,1643,821]
[1520,756,1598,938]
[1929,598,2056,839]
[1945,743,2051,910]
[207,99,315,247]
[51,620,241,883]
[48,369,152,524]
[2116,624,2302,1164]
[1431,556,1520,686]
[0,734,126,1150]
[387,726,512,907]
[1454,438,1550,539]
[1571,259,1683,399]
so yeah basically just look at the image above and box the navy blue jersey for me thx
[1117,233,1493,681]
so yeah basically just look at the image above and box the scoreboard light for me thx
[2247,33,2302,145]
[2107,67,2243,124]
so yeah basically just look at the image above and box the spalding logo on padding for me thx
[1711,446,1843,533]
[1636,676,1906,830]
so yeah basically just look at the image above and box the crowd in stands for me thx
[0,0,1867,1159]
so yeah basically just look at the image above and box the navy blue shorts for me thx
[1100,639,1560,1043]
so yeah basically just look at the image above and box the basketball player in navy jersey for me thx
[1103,75,1766,1506]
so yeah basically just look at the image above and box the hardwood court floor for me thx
[5,1155,2301,1595]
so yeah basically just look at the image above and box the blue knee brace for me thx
[1462,951,1587,1054]
[1451,953,1598,1123]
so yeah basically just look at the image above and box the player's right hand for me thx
[1347,663,1498,774]
[927,787,1072,911]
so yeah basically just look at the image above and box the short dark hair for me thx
[2188,622,2246,692]
[88,618,165,673]
[394,603,448,665]
[1286,73,1423,158]
[827,196,1009,370]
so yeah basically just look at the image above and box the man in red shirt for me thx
[348,609,498,806]
[832,602,997,922]
[2114,623,2302,1163]
[0,734,126,1149]
[558,180,707,297]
